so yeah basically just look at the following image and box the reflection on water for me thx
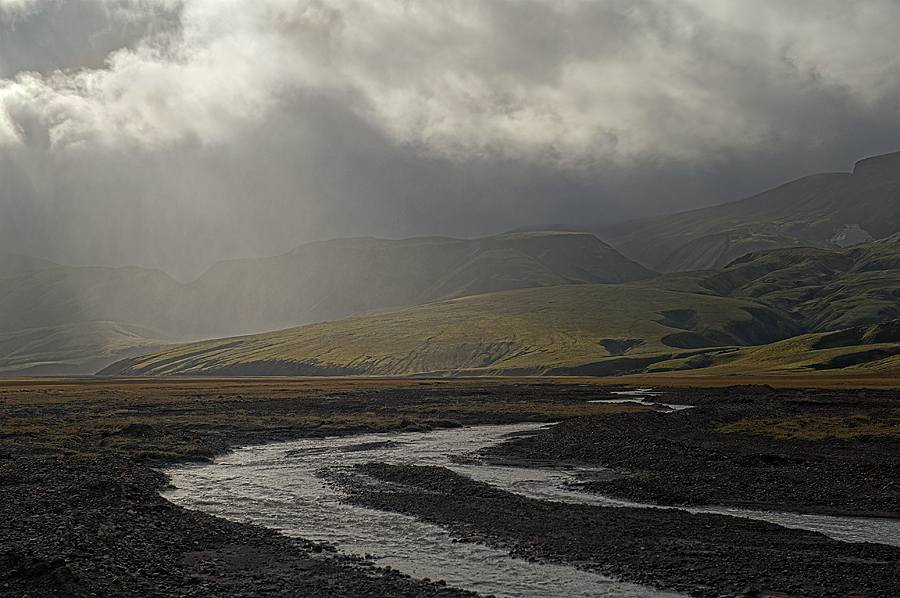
[162,423,899,598]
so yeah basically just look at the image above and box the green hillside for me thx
[600,152,900,272]
[645,320,900,377]
[0,232,653,374]
[100,241,900,378]
[5,153,898,377]
[651,243,900,332]
[99,284,783,377]
[186,231,656,334]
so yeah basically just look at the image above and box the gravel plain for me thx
[1,381,898,597]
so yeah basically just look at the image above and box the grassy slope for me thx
[186,231,657,334]
[0,232,654,375]
[655,243,900,332]
[101,241,900,377]
[100,284,773,376]
[0,321,177,375]
[601,151,900,272]
[651,227,830,273]
[645,322,900,377]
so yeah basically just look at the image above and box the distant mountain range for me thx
[100,240,900,377]
[0,232,653,374]
[3,151,898,377]
[597,151,899,273]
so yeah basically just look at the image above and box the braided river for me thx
[162,421,899,598]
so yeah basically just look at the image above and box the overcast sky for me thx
[0,0,897,281]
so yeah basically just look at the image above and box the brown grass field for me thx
[2,374,896,461]
[595,372,900,389]
[0,377,651,461]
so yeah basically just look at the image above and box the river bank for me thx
[326,383,900,596]
[0,455,479,597]
[1,379,898,597]
[482,385,900,518]
[333,462,899,597]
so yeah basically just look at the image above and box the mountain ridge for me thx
[597,151,899,272]
[3,151,898,377]
[0,231,654,374]
[99,240,900,378]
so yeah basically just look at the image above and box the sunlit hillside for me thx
[101,241,900,377]
[0,232,653,374]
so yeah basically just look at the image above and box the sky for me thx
[0,0,897,282]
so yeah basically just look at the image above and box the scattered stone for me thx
[0,456,477,598]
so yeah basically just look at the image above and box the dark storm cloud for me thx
[0,97,634,281]
[0,0,897,280]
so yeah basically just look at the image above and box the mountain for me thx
[0,252,195,374]
[99,240,900,378]
[0,253,195,336]
[0,322,177,376]
[0,232,654,374]
[185,231,656,335]
[598,151,900,272]
[6,153,898,377]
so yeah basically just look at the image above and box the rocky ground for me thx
[0,455,476,597]
[482,385,900,518]
[1,380,898,597]
[331,462,899,598]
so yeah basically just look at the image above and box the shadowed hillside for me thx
[0,232,654,374]
[186,231,656,334]
[599,152,900,272]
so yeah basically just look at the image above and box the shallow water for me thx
[163,424,687,598]
[162,423,900,598]
[456,460,900,547]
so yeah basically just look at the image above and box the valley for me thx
[0,378,897,597]
[3,152,897,379]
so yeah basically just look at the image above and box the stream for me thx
[161,422,900,598]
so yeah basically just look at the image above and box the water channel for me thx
[161,419,899,598]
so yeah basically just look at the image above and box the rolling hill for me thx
[598,151,900,272]
[5,152,898,377]
[184,231,657,335]
[0,232,654,374]
[100,240,900,378]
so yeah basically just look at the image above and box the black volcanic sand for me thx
[331,462,899,598]
[326,384,900,597]
[2,381,899,597]
[482,385,900,518]
[0,456,477,598]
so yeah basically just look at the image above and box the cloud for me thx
[1,0,896,162]
[0,0,897,280]
[0,0,43,16]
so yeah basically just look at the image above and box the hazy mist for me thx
[1,0,898,281]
